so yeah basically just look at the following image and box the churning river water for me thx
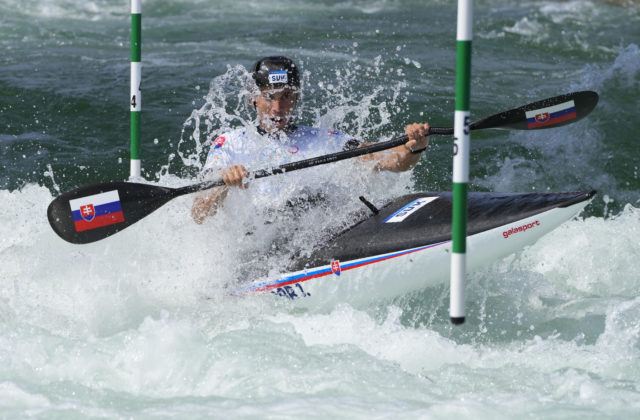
[1,0,639,418]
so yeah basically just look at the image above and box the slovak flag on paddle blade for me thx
[69,190,125,232]
[535,112,550,123]
[80,204,95,221]
[525,100,577,128]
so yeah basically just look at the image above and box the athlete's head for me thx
[251,56,300,132]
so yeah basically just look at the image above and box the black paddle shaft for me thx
[178,91,598,195]
[47,91,598,244]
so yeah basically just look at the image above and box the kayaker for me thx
[191,56,430,223]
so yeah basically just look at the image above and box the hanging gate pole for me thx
[450,0,474,325]
[130,0,142,178]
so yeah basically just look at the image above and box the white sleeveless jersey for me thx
[202,125,358,199]
[203,125,356,173]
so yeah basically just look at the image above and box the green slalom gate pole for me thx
[450,0,473,325]
[130,0,142,178]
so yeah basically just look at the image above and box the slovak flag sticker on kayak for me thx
[525,100,576,128]
[331,260,341,276]
[69,190,125,232]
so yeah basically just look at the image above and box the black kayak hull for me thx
[230,190,596,306]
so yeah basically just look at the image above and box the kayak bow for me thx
[230,190,596,306]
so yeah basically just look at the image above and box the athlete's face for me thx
[254,86,299,132]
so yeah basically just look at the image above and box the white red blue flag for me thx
[331,260,341,276]
[69,190,125,232]
[526,100,576,128]
[213,136,226,149]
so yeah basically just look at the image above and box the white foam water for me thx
[2,0,639,417]
[0,180,638,418]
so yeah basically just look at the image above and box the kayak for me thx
[229,190,596,306]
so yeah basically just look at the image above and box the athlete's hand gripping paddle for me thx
[47,91,598,244]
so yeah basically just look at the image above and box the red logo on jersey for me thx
[213,136,226,149]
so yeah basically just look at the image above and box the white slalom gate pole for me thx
[450,0,473,325]
[130,0,142,178]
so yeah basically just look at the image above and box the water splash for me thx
[153,52,416,286]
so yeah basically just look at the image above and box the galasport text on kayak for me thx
[503,220,541,239]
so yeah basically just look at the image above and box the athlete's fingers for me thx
[406,122,430,141]
[225,167,243,188]
[404,122,430,151]
[221,165,249,188]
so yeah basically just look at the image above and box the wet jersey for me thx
[203,125,358,173]
[202,125,359,200]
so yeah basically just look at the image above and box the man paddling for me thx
[192,56,430,223]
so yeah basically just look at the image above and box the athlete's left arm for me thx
[359,123,430,172]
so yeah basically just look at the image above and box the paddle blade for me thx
[472,91,599,131]
[47,181,177,244]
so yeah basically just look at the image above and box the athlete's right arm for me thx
[191,186,229,224]
[190,164,249,223]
